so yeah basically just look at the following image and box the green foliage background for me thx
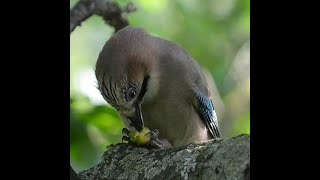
[70,0,250,172]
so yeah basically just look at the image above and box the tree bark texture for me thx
[77,134,250,180]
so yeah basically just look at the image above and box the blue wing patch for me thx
[195,87,221,139]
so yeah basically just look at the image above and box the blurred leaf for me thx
[70,96,123,172]
[70,106,100,172]
[230,110,250,136]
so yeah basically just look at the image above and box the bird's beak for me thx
[130,103,144,132]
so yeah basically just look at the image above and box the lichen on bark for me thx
[78,134,250,180]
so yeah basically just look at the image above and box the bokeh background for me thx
[70,0,250,172]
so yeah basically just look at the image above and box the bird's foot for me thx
[122,127,172,149]
[145,129,172,150]
[122,128,136,146]
[122,127,130,141]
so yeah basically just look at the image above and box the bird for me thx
[95,26,221,149]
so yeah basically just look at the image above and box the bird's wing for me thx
[195,87,221,139]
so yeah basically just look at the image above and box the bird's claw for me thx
[122,128,131,142]
[122,127,171,149]
[145,129,171,149]
[122,128,129,136]
[145,129,159,139]
[147,138,164,149]
[122,135,130,142]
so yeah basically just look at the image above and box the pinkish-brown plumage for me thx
[95,26,221,148]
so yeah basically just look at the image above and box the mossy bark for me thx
[77,134,250,180]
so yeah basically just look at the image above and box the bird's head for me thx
[95,26,160,132]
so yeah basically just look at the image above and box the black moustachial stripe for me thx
[137,75,150,102]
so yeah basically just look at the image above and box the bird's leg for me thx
[145,129,172,149]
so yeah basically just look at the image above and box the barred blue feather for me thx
[195,88,221,138]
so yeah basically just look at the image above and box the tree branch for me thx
[77,135,250,180]
[70,0,136,33]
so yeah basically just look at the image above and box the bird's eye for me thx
[125,87,137,102]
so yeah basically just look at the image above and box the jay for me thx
[95,26,221,149]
